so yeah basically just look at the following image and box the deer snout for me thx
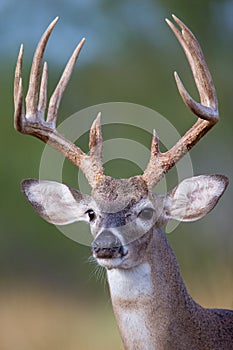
[92,230,124,259]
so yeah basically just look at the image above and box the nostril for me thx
[92,230,123,259]
[93,230,121,249]
[92,246,100,254]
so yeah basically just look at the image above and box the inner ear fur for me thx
[164,174,228,222]
[21,178,93,225]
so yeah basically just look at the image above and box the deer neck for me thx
[106,228,196,350]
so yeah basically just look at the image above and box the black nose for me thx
[92,230,124,259]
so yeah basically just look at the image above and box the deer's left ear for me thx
[164,175,228,222]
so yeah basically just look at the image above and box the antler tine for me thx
[14,44,25,131]
[86,112,104,184]
[14,44,24,109]
[89,113,103,162]
[37,61,48,119]
[14,77,25,131]
[143,15,219,189]
[166,15,218,121]
[25,17,59,119]
[47,38,86,125]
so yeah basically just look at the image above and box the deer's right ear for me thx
[21,179,93,225]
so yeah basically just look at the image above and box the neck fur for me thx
[107,229,197,350]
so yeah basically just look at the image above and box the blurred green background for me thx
[0,0,232,349]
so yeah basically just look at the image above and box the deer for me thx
[14,15,233,350]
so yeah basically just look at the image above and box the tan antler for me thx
[142,15,219,189]
[14,17,104,188]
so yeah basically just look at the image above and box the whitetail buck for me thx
[14,15,233,350]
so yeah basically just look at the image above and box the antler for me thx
[142,15,219,189]
[14,15,219,192]
[14,17,104,188]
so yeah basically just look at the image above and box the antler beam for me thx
[14,17,104,188]
[142,15,219,189]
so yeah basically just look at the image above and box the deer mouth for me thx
[92,245,129,270]
[95,253,129,270]
[92,231,129,269]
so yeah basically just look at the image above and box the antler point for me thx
[96,111,102,120]
[165,18,172,28]
[78,37,86,50]
[91,112,102,130]
[53,16,59,24]
[171,14,182,26]
[153,128,158,138]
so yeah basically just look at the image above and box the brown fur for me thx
[109,229,233,350]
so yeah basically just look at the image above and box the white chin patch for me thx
[96,257,124,270]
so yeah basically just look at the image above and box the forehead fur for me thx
[92,175,149,213]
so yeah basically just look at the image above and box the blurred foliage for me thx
[0,0,232,348]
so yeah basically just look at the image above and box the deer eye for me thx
[138,207,154,220]
[85,209,96,222]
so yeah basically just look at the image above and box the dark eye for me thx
[85,209,95,222]
[138,208,154,220]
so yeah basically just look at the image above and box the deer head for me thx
[14,15,228,270]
